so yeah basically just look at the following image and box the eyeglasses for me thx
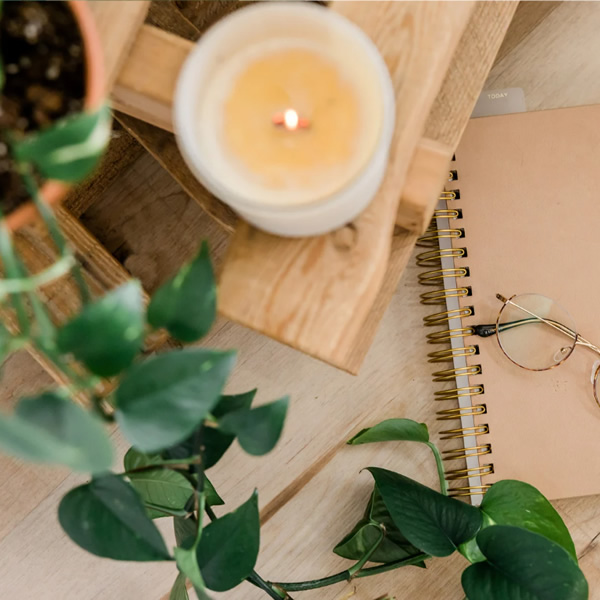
[473,293,600,408]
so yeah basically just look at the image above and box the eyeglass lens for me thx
[497,293,577,371]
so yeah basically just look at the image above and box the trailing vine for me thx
[0,59,589,600]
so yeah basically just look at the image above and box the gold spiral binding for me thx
[434,208,461,219]
[445,464,494,480]
[424,307,474,326]
[436,404,486,420]
[416,183,493,501]
[439,424,489,440]
[420,287,471,305]
[427,346,478,363]
[434,385,484,402]
[426,327,474,344]
[416,247,466,267]
[440,190,457,201]
[416,228,464,248]
[448,485,491,498]
[432,365,482,381]
[418,267,469,285]
[442,444,491,461]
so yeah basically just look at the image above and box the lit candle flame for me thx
[284,109,299,130]
[272,109,310,130]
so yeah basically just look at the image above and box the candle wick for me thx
[272,109,310,131]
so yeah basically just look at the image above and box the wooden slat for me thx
[346,1,517,374]
[115,113,237,233]
[63,123,145,218]
[396,1,519,232]
[218,2,474,371]
[111,26,192,131]
[113,3,238,233]
[88,1,151,89]
[0,2,160,391]
[2,208,168,394]
[494,1,562,65]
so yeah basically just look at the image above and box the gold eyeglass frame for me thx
[483,293,600,409]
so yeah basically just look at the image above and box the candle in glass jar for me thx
[175,3,395,237]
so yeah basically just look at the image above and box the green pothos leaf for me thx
[462,526,588,600]
[368,467,482,557]
[11,104,111,182]
[347,418,429,445]
[174,546,208,597]
[114,348,236,453]
[218,396,289,456]
[334,487,424,564]
[480,480,577,561]
[124,448,223,518]
[57,281,145,377]
[169,572,189,600]
[58,474,170,561]
[196,491,260,591]
[163,390,257,469]
[148,241,216,342]
[0,392,112,473]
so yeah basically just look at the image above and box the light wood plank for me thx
[115,113,237,233]
[6,4,600,600]
[88,1,151,89]
[111,25,192,131]
[0,208,168,395]
[113,3,238,233]
[344,0,518,374]
[64,123,145,218]
[0,2,155,393]
[219,2,474,371]
[396,1,518,233]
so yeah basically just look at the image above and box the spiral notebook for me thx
[418,103,600,502]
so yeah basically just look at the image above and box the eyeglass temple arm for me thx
[472,294,600,357]
[473,319,543,338]
[472,294,574,339]
[576,335,600,356]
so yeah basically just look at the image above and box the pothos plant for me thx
[0,81,589,600]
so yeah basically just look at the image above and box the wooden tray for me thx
[38,1,518,375]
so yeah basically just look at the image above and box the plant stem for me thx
[0,221,30,335]
[248,572,289,600]
[21,166,91,304]
[204,507,292,599]
[121,456,202,476]
[347,525,385,578]
[426,441,448,495]
[0,255,75,297]
[272,553,429,592]
[91,394,115,422]
[204,504,217,521]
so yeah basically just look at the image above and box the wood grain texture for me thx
[146,0,204,40]
[4,4,600,600]
[0,207,167,395]
[219,1,474,371]
[111,25,193,131]
[0,2,158,392]
[396,1,518,232]
[115,113,237,233]
[115,2,238,233]
[494,1,562,65]
[88,1,151,89]
[175,0,246,32]
[63,123,145,218]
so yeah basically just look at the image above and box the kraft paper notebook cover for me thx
[419,104,600,502]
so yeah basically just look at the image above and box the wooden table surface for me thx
[2,2,600,599]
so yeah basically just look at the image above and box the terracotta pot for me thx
[6,0,106,231]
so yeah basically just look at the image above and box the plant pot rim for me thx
[5,0,106,232]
